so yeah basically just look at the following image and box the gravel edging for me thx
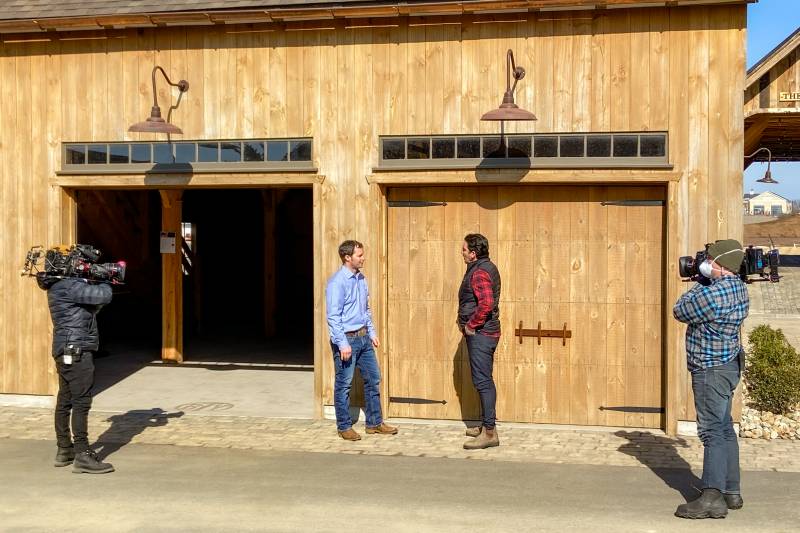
[740,405,800,440]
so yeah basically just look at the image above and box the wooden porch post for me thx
[160,190,183,363]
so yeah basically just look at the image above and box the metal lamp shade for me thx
[757,169,779,184]
[129,108,183,134]
[481,104,537,121]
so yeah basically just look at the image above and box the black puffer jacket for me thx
[47,278,113,357]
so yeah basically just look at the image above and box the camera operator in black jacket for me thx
[46,277,114,474]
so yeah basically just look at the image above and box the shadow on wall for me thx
[453,339,481,429]
[615,430,702,503]
[475,155,532,184]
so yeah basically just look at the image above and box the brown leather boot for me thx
[465,426,482,438]
[337,428,362,441]
[365,423,398,435]
[463,427,499,449]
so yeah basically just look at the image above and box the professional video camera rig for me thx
[679,243,780,284]
[20,244,126,287]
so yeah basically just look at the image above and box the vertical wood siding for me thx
[0,7,745,430]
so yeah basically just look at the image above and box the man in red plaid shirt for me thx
[457,234,502,450]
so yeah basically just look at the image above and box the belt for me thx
[345,327,368,338]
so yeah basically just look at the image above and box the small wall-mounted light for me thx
[129,66,189,135]
[745,147,779,184]
[481,49,537,122]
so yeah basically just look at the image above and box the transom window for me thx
[378,133,669,169]
[61,138,314,173]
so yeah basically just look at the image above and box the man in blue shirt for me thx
[673,239,749,519]
[326,240,397,441]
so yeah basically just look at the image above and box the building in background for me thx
[746,191,793,216]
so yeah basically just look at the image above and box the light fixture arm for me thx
[744,146,772,174]
[744,146,772,163]
[503,49,525,105]
[745,147,779,184]
[150,65,189,117]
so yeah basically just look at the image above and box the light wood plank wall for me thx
[0,6,745,430]
[744,42,799,114]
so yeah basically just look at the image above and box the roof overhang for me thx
[746,26,800,88]
[744,108,800,168]
[0,0,754,34]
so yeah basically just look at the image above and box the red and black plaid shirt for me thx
[467,269,500,338]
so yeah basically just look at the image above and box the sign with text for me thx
[779,91,800,102]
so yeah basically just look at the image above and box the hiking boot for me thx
[337,428,362,441]
[72,450,115,474]
[465,426,482,438]
[463,427,499,450]
[724,493,744,510]
[675,488,728,519]
[54,446,75,467]
[365,423,398,435]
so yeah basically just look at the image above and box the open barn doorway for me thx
[74,187,314,418]
[181,188,314,365]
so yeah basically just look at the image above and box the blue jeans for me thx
[466,333,498,429]
[331,336,383,431]
[691,353,742,494]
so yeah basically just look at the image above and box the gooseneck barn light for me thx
[481,49,537,122]
[745,147,779,184]
[128,66,189,135]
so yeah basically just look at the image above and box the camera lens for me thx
[678,256,695,278]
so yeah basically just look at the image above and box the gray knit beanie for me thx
[708,239,744,273]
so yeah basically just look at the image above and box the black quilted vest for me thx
[457,257,501,335]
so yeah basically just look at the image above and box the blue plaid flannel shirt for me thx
[672,275,749,371]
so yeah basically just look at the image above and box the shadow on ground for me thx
[615,430,702,503]
[92,409,184,460]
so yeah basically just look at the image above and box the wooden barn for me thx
[0,0,751,435]
[744,25,800,168]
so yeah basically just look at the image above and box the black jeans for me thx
[466,333,498,429]
[54,353,95,452]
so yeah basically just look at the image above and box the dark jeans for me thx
[54,353,95,453]
[466,333,498,429]
[331,336,383,431]
[691,353,742,494]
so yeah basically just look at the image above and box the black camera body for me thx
[21,244,126,287]
[679,244,779,283]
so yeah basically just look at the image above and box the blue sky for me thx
[744,0,800,200]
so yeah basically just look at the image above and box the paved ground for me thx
[1,406,799,473]
[744,260,800,347]
[1,438,798,533]
[72,338,315,419]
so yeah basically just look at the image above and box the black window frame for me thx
[377,132,670,170]
[60,138,316,174]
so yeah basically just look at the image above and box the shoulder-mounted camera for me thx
[679,244,779,284]
[20,244,126,288]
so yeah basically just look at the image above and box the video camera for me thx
[21,244,126,288]
[679,244,779,284]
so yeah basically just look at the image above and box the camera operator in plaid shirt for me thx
[672,239,749,520]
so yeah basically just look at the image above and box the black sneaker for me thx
[72,450,115,474]
[54,446,75,467]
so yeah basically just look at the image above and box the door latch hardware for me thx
[515,321,572,346]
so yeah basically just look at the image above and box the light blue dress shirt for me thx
[326,265,377,349]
